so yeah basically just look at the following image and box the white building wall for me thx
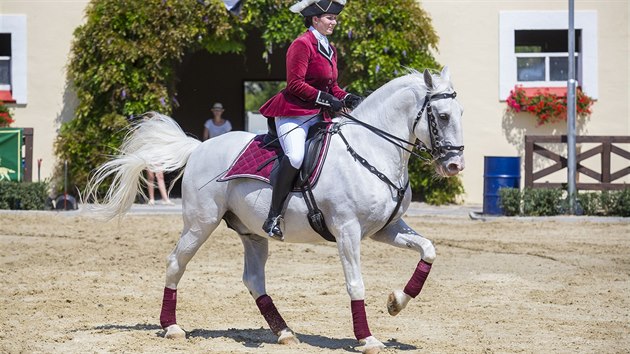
[422,0,629,204]
[1,0,87,183]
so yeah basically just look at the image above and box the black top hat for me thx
[290,0,346,17]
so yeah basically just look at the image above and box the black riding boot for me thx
[262,156,300,241]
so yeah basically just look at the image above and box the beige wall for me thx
[1,0,86,184]
[422,0,629,204]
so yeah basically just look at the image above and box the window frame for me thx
[515,51,580,83]
[0,15,27,104]
[499,11,598,100]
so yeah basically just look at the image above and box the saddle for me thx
[218,120,336,242]
[219,121,332,190]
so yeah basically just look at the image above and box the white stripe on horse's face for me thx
[431,91,464,177]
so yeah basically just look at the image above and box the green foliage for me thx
[0,100,15,126]
[57,0,443,198]
[333,0,440,94]
[612,188,630,217]
[599,190,615,215]
[408,157,464,205]
[243,0,441,94]
[54,112,129,194]
[244,81,287,112]
[0,181,50,210]
[57,0,244,194]
[498,187,521,216]
[522,188,564,216]
[600,189,630,217]
[501,188,630,217]
[576,192,601,215]
[243,1,304,56]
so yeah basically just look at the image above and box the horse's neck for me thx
[357,76,426,141]
[340,85,422,181]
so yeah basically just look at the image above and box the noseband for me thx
[412,91,464,161]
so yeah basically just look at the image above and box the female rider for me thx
[259,0,361,240]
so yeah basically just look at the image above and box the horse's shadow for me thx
[90,323,162,331]
[186,327,417,352]
[88,324,417,352]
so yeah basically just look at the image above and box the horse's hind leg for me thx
[239,234,299,345]
[160,220,218,339]
[370,219,436,316]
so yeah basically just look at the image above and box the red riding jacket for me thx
[259,30,347,119]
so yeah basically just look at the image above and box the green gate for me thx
[0,128,23,182]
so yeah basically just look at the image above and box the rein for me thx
[334,127,409,227]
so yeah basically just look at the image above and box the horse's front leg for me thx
[337,232,385,354]
[239,234,299,345]
[370,219,435,316]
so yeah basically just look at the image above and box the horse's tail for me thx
[84,112,201,220]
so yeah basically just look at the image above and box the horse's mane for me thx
[352,69,452,123]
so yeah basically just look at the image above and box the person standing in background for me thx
[203,102,233,140]
[147,170,174,205]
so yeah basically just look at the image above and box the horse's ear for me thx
[441,66,451,82]
[423,69,433,89]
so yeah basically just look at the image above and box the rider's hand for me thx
[343,93,362,110]
[316,91,344,112]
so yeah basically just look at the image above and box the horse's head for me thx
[413,67,465,177]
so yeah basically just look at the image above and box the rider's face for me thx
[313,14,337,36]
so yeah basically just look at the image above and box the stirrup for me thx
[263,215,284,241]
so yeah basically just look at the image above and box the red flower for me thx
[0,101,14,126]
[506,85,594,126]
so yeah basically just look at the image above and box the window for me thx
[499,11,598,100]
[0,34,12,93]
[515,29,581,83]
[0,15,27,104]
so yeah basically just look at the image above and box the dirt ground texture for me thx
[1,208,629,354]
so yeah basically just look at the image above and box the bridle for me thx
[412,91,464,161]
[339,89,464,162]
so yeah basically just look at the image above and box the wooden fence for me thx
[524,135,630,190]
[23,128,34,182]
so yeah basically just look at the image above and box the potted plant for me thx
[506,85,594,126]
[0,100,14,127]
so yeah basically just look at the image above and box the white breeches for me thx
[275,115,319,169]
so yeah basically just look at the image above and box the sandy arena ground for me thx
[1,205,629,353]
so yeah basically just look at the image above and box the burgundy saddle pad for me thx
[218,129,332,187]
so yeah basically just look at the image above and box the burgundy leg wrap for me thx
[351,300,372,340]
[256,295,288,335]
[403,259,432,298]
[160,287,177,328]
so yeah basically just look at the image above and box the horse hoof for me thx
[358,336,385,354]
[277,328,300,345]
[387,289,410,316]
[164,324,186,339]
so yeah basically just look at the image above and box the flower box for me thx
[506,85,594,126]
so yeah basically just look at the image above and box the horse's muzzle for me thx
[437,155,465,177]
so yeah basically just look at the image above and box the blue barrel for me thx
[483,156,521,215]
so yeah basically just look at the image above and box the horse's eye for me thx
[438,113,449,120]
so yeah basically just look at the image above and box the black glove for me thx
[315,91,344,112]
[343,93,363,110]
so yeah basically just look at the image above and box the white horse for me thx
[86,67,464,353]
